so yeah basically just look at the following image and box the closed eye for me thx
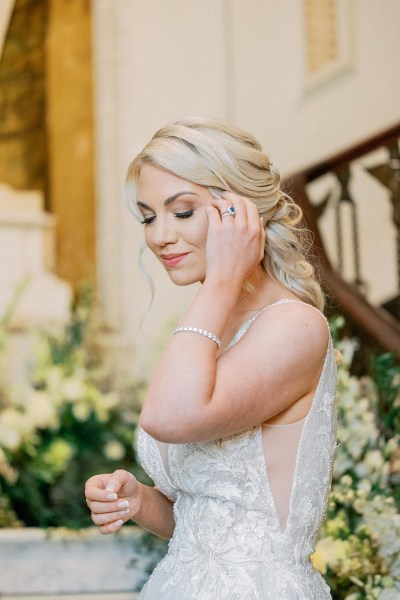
[140,210,194,226]
[140,215,156,225]
[175,210,194,219]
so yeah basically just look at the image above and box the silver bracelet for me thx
[173,326,221,349]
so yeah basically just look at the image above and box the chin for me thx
[167,270,205,287]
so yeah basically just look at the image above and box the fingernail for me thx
[106,492,117,500]
[113,519,123,529]
[119,509,129,516]
[117,500,129,509]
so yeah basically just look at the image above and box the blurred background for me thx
[0,1,400,599]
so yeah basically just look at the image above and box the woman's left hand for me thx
[204,191,265,285]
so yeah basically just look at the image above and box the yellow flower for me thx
[311,536,350,574]
[42,439,74,476]
[326,511,348,536]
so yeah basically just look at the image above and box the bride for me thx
[85,116,337,599]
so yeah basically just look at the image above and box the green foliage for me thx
[372,353,400,441]
[1,298,400,598]
[311,317,400,599]
[0,281,149,528]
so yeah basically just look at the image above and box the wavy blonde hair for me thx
[126,116,325,311]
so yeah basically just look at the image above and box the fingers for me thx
[98,520,125,535]
[103,469,132,495]
[220,192,265,264]
[85,469,132,502]
[88,497,130,516]
[84,469,139,535]
[205,204,222,228]
[214,191,260,226]
[90,502,130,526]
[205,190,266,280]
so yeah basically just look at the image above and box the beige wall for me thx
[92,0,400,375]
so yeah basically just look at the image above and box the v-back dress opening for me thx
[136,299,337,600]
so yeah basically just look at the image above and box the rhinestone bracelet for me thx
[173,326,221,349]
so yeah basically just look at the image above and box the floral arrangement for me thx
[1,288,399,599]
[311,316,400,600]
[0,282,148,528]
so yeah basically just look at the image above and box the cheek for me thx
[144,228,155,253]
[188,212,208,248]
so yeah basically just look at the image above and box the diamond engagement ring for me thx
[221,206,236,218]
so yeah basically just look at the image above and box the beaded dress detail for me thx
[136,300,337,599]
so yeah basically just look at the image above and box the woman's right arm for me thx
[85,469,175,539]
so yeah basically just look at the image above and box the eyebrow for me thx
[137,191,199,210]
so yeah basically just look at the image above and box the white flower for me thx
[361,450,385,475]
[101,392,120,410]
[337,338,359,367]
[340,474,353,487]
[0,447,18,483]
[378,589,400,600]
[359,479,372,493]
[333,449,353,478]
[62,378,87,401]
[103,440,126,461]
[72,401,91,422]
[25,391,58,429]
[0,408,32,450]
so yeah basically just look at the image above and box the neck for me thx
[237,268,269,306]
[236,270,295,314]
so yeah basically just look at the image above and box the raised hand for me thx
[205,191,265,285]
[85,469,141,535]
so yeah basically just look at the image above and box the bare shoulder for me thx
[225,300,330,369]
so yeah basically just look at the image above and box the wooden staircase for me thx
[283,122,400,363]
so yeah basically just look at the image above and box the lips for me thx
[160,253,190,267]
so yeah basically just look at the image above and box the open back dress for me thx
[136,299,337,599]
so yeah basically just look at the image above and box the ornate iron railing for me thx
[283,122,400,355]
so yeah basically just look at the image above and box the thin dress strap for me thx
[222,298,329,354]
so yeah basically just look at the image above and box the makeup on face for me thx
[137,192,200,223]
[135,165,212,284]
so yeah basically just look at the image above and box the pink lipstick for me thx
[160,253,189,267]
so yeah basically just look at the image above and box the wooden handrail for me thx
[289,121,400,183]
[283,123,400,354]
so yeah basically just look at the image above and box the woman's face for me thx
[136,164,213,285]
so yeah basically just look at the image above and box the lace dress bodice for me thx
[136,300,337,599]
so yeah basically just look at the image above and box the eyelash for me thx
[140,210,194,225]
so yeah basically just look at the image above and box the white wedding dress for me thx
[136,299,337,599]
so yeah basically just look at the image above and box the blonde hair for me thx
[126,116,325,311]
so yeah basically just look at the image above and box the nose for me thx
[151,215,179,247]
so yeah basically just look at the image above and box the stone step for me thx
[0,527,151,598]
[0,595,139,599]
